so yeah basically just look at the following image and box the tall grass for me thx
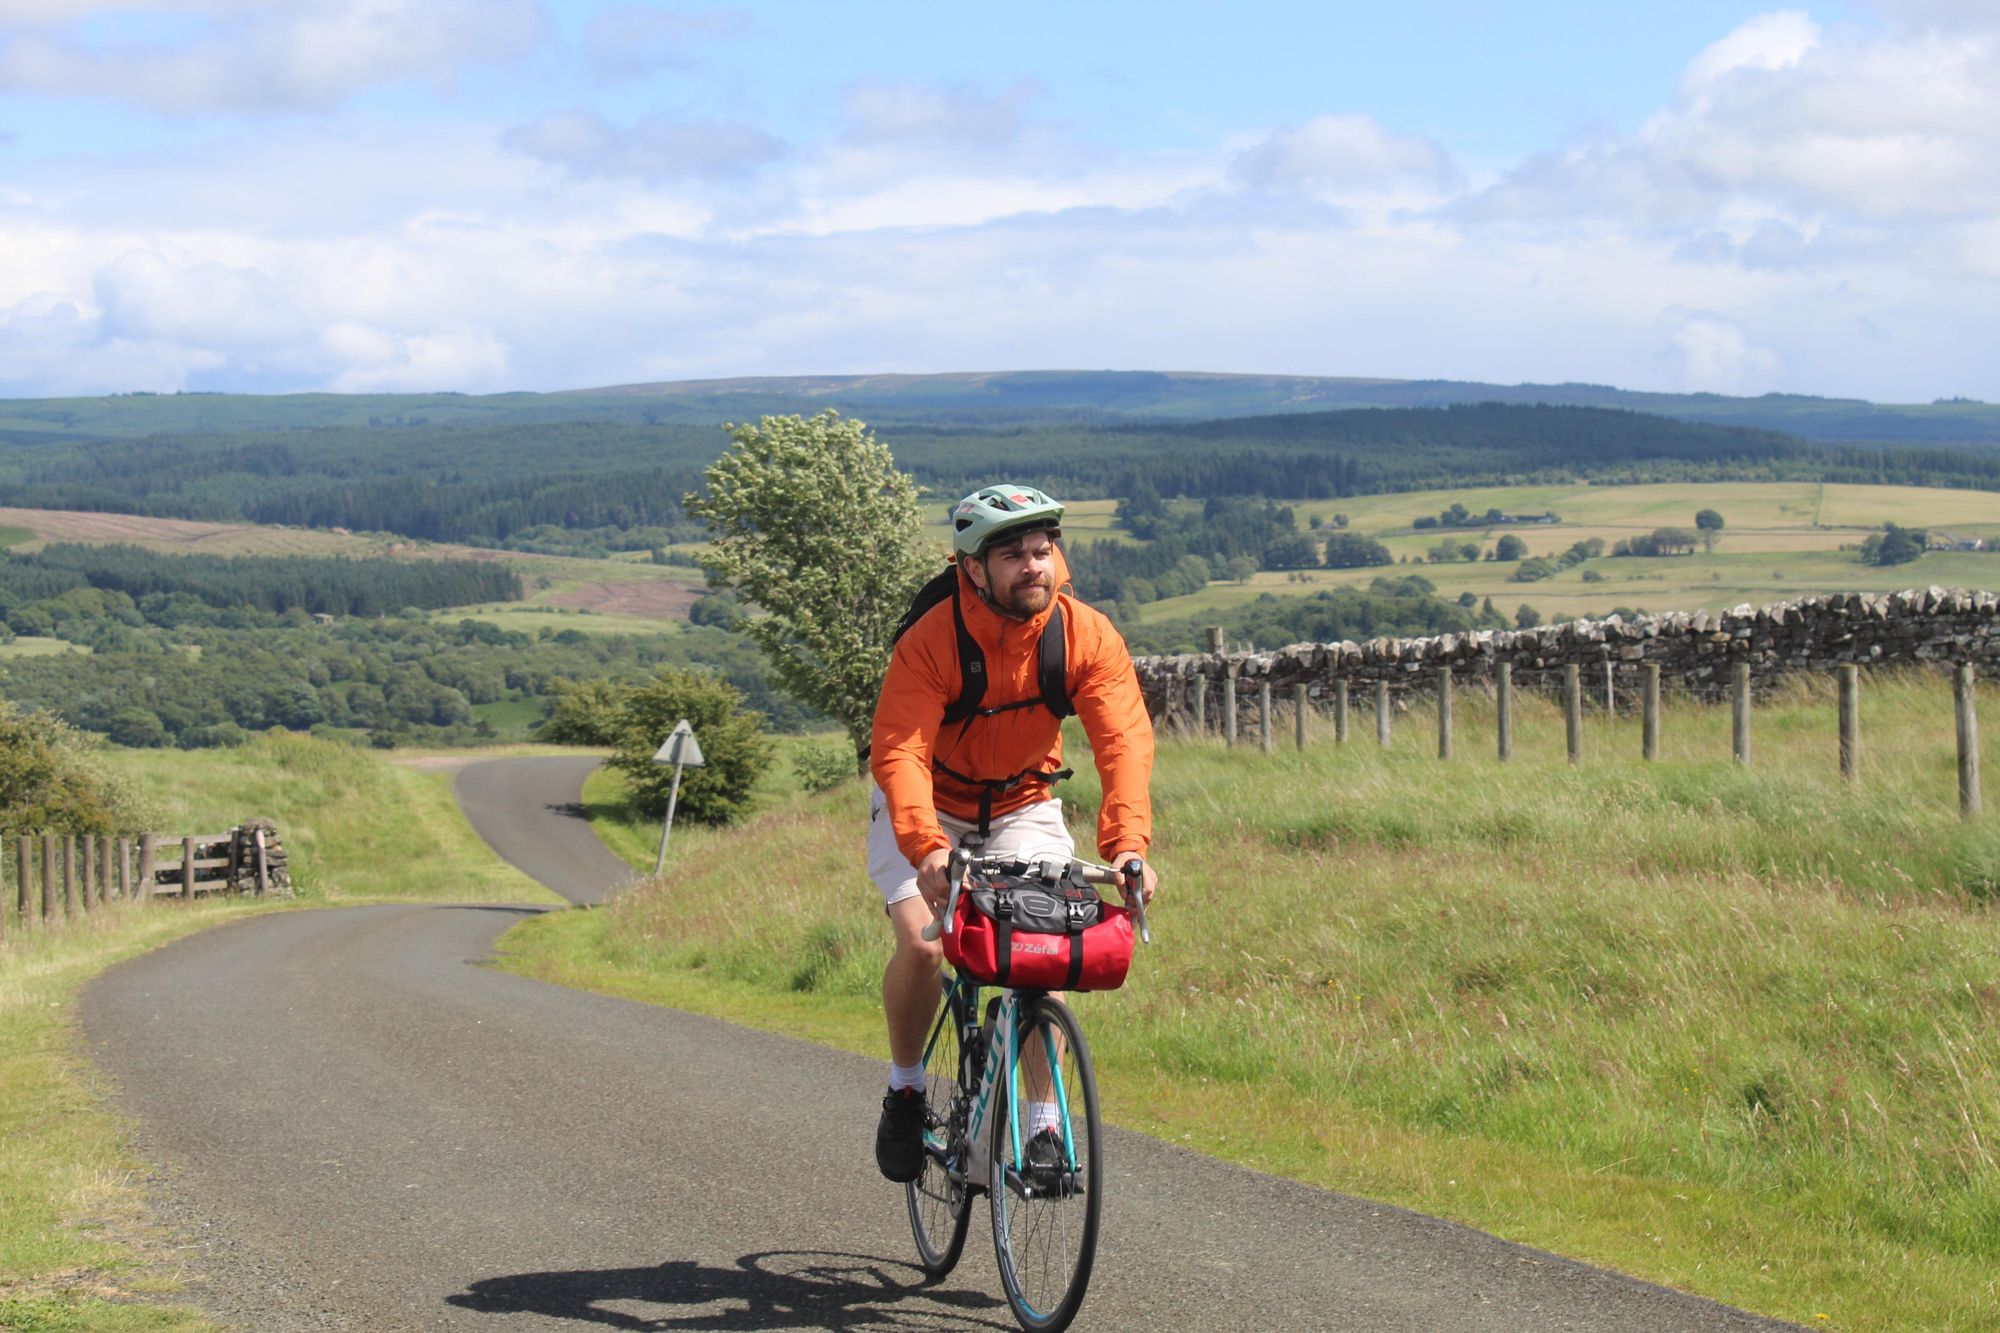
[505,670,2000,1330]
[0,734,561,1330]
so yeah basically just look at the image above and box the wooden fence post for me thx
[13,837,26,926]
[1206,626,1225,654]
[117,837,132,903]
[1293,684,1307,751]
[1643,663,1661,762]
[1564,663,1582,766]
[1839,665,1859,782]
[1733,662,1751,766]
[1436,667,1453,760]
[1192,679,1207,737]
[1957,663,1980,820]
[1496,662,1513,762]
[1224,675,1239,747]
[98,838,112,903]
[1604,660,1615,714]
[41,834,56,923]
[63,835,77,918]
[181,836,196,904]
[1259,679,1274,756]
[137,834,157,903]
[80,834,95,913]
[1375,681,1390,748]
[1334,680,1349,744]
[253,829,269,897]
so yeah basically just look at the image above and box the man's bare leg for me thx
[883,896,944,1067]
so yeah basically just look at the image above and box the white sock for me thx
[1029,1101,1061,1136]
[889,1061,926,1092]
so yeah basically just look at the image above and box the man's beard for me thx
[992,575,1053,617]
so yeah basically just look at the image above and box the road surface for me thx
[81,756,1800,1331]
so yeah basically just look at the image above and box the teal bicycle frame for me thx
[946,979,1080,1191]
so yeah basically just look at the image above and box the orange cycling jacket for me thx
[870,545,1154,869]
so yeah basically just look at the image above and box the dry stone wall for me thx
[1132,587,2000,726]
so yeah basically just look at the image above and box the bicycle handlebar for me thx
[918,848,1152,945]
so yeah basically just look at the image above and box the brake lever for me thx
[919,846,973,943]
[1121,857,1151,944]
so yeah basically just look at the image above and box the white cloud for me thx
[0,0,548,113]
[840,77,1045,148]
[503,110,785,181]
[583,5,753,79]
[1232,113,1456,200]
[1659,310,1781,392]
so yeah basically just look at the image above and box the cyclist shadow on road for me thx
[445,1249,1010,1330]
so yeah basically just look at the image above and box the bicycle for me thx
[906,844,1150,1332]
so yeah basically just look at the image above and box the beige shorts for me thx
[867,784,1076,908]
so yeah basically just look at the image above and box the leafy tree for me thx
[1859,524,1927,566]
[1323,532,1393,568]
[1494,534,1528,561]
[1263,532,1321,569]
[1515,604,1542,629]
[685,411,933,760]
[106,707,169,748]
[1695,508,1725,552]
[687,590,743,630]
[1225,555,1257,583]
[605,666,772,824]
[542,677,637,745]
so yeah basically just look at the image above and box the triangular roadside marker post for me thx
[652,719,706,876]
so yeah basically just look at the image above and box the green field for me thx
[1139,481,2000,626]
[0,636,88,659]
[500,676,2000,1332]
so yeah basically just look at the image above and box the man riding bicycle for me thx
[868,482,1158,1183]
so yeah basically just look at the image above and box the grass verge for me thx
[0,733,561,1329]
[499,672,2000,1331]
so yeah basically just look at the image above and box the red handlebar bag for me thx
[942,869,1134,991]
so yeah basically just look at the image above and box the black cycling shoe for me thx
[876,1087,927,1183]
[1025,1127,1068,1191]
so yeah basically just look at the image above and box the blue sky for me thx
[1,1,1994,401]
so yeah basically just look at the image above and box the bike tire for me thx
[906,979,974,1277]
[989,995,1101,1332]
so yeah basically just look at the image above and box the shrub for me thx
[792,742,856,794]
[605,665,772,824]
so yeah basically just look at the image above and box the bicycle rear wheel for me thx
[989,995,1101,1332]
[905,978,974,1277]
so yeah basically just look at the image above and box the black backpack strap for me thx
[1038,602,1072,720]
[939,578,986,728]
[1064,933,1084,990]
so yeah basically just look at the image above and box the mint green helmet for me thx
[949,483,1065,557]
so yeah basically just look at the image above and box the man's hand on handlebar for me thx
[1109,850,1158,904]
[915,847,954,913]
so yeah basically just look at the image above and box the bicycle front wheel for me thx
[989,995,1101,1332]
[906,979,973,1277]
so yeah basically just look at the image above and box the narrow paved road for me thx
[81,757,1801,1331]
[452,754,636,906]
